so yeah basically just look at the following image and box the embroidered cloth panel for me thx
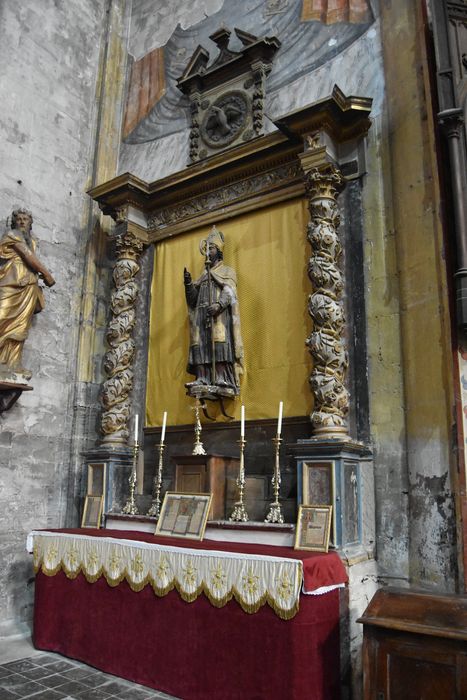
[28,531,304,619]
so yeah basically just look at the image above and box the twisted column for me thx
[303,161,349,437]
[100,232,143,445]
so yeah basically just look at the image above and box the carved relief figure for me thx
[0,208,55,381]
[183,227,243,397]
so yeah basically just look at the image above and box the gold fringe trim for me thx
[34,557,301,620]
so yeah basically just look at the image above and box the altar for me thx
[29,528,347,700]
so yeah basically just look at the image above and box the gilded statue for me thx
[183,227,243,399]
[0,208,55,382]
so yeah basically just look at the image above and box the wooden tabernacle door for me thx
[173,454,240,520]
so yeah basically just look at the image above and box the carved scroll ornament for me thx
[101,233,143,444]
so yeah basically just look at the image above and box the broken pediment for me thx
[177,26,281,163]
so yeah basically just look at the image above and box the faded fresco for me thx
[119,0,382,183]
[123,0,374,144]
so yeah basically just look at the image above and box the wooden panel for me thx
[388,654,456,699]
[173,455,240,521]
[206,456,226,521]
[360,588,467,699]
[175,464,206,495]
[359,587,467,640]
[179,471,205,494]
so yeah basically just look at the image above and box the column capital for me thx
[438,107,464,139]
[115,230,145,261]
[302,162,345,201]
[298,131,345,200]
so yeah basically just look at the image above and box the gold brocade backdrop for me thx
[146,199,312,427]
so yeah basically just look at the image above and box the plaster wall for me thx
[379,0,458,591]
[0,0,108,632]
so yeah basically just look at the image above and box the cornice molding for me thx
[88,85,372,242]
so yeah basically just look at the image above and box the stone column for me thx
[438,109,467,330]
[300,144,349,438]
[101,230,144,445]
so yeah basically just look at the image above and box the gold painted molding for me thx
[88,85,372,242]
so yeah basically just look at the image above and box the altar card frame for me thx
[301,461,336,546]
[81,495,104,529]
[156,492,212,541]
[294,505,333,553]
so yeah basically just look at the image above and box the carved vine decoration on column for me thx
[304,163,349,436]
[252,65,265,135]
[189,96,201,163]
[101,232,143,444]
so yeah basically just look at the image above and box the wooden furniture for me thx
[173,454,239,520]
[358,587,467,699]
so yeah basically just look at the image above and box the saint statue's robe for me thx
[185,260,243,391]
[0,230,44,370]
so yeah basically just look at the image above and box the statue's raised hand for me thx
[183,267,192,285]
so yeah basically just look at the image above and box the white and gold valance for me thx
[28,531,303,619]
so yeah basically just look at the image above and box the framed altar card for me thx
[155,492,212,541]
[294,505,333,553]
[81,495,104,529]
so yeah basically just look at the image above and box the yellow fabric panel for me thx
[146,199,312,427]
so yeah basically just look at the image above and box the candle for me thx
[277,401,283,436]
[161,411,167,443]
[240,405,245,437]
[134,414,139,443]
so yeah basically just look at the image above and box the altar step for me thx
[104,513,295,547]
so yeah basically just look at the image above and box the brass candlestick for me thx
[147,441,165,518]
[122,440,139,515]
[265,436,284,524]
[192,400,206,456]
[229,437,249,522]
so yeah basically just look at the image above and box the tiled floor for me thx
[0,651,180,700]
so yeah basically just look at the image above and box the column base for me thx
[82,444,134,515]
[289,438,372,548]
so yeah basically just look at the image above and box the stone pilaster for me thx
[438,108,467,330]
[300,144,349,437]
[100,231,144,445]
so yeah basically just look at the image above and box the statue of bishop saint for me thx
[183,227,243,398]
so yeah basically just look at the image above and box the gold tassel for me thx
[33,552,300,619]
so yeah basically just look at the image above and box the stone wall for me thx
[0,0,108,633]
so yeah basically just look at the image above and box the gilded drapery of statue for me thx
[183,228,243,397]
[0,209,55,381]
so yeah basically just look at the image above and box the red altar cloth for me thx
[33,529,346,700]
